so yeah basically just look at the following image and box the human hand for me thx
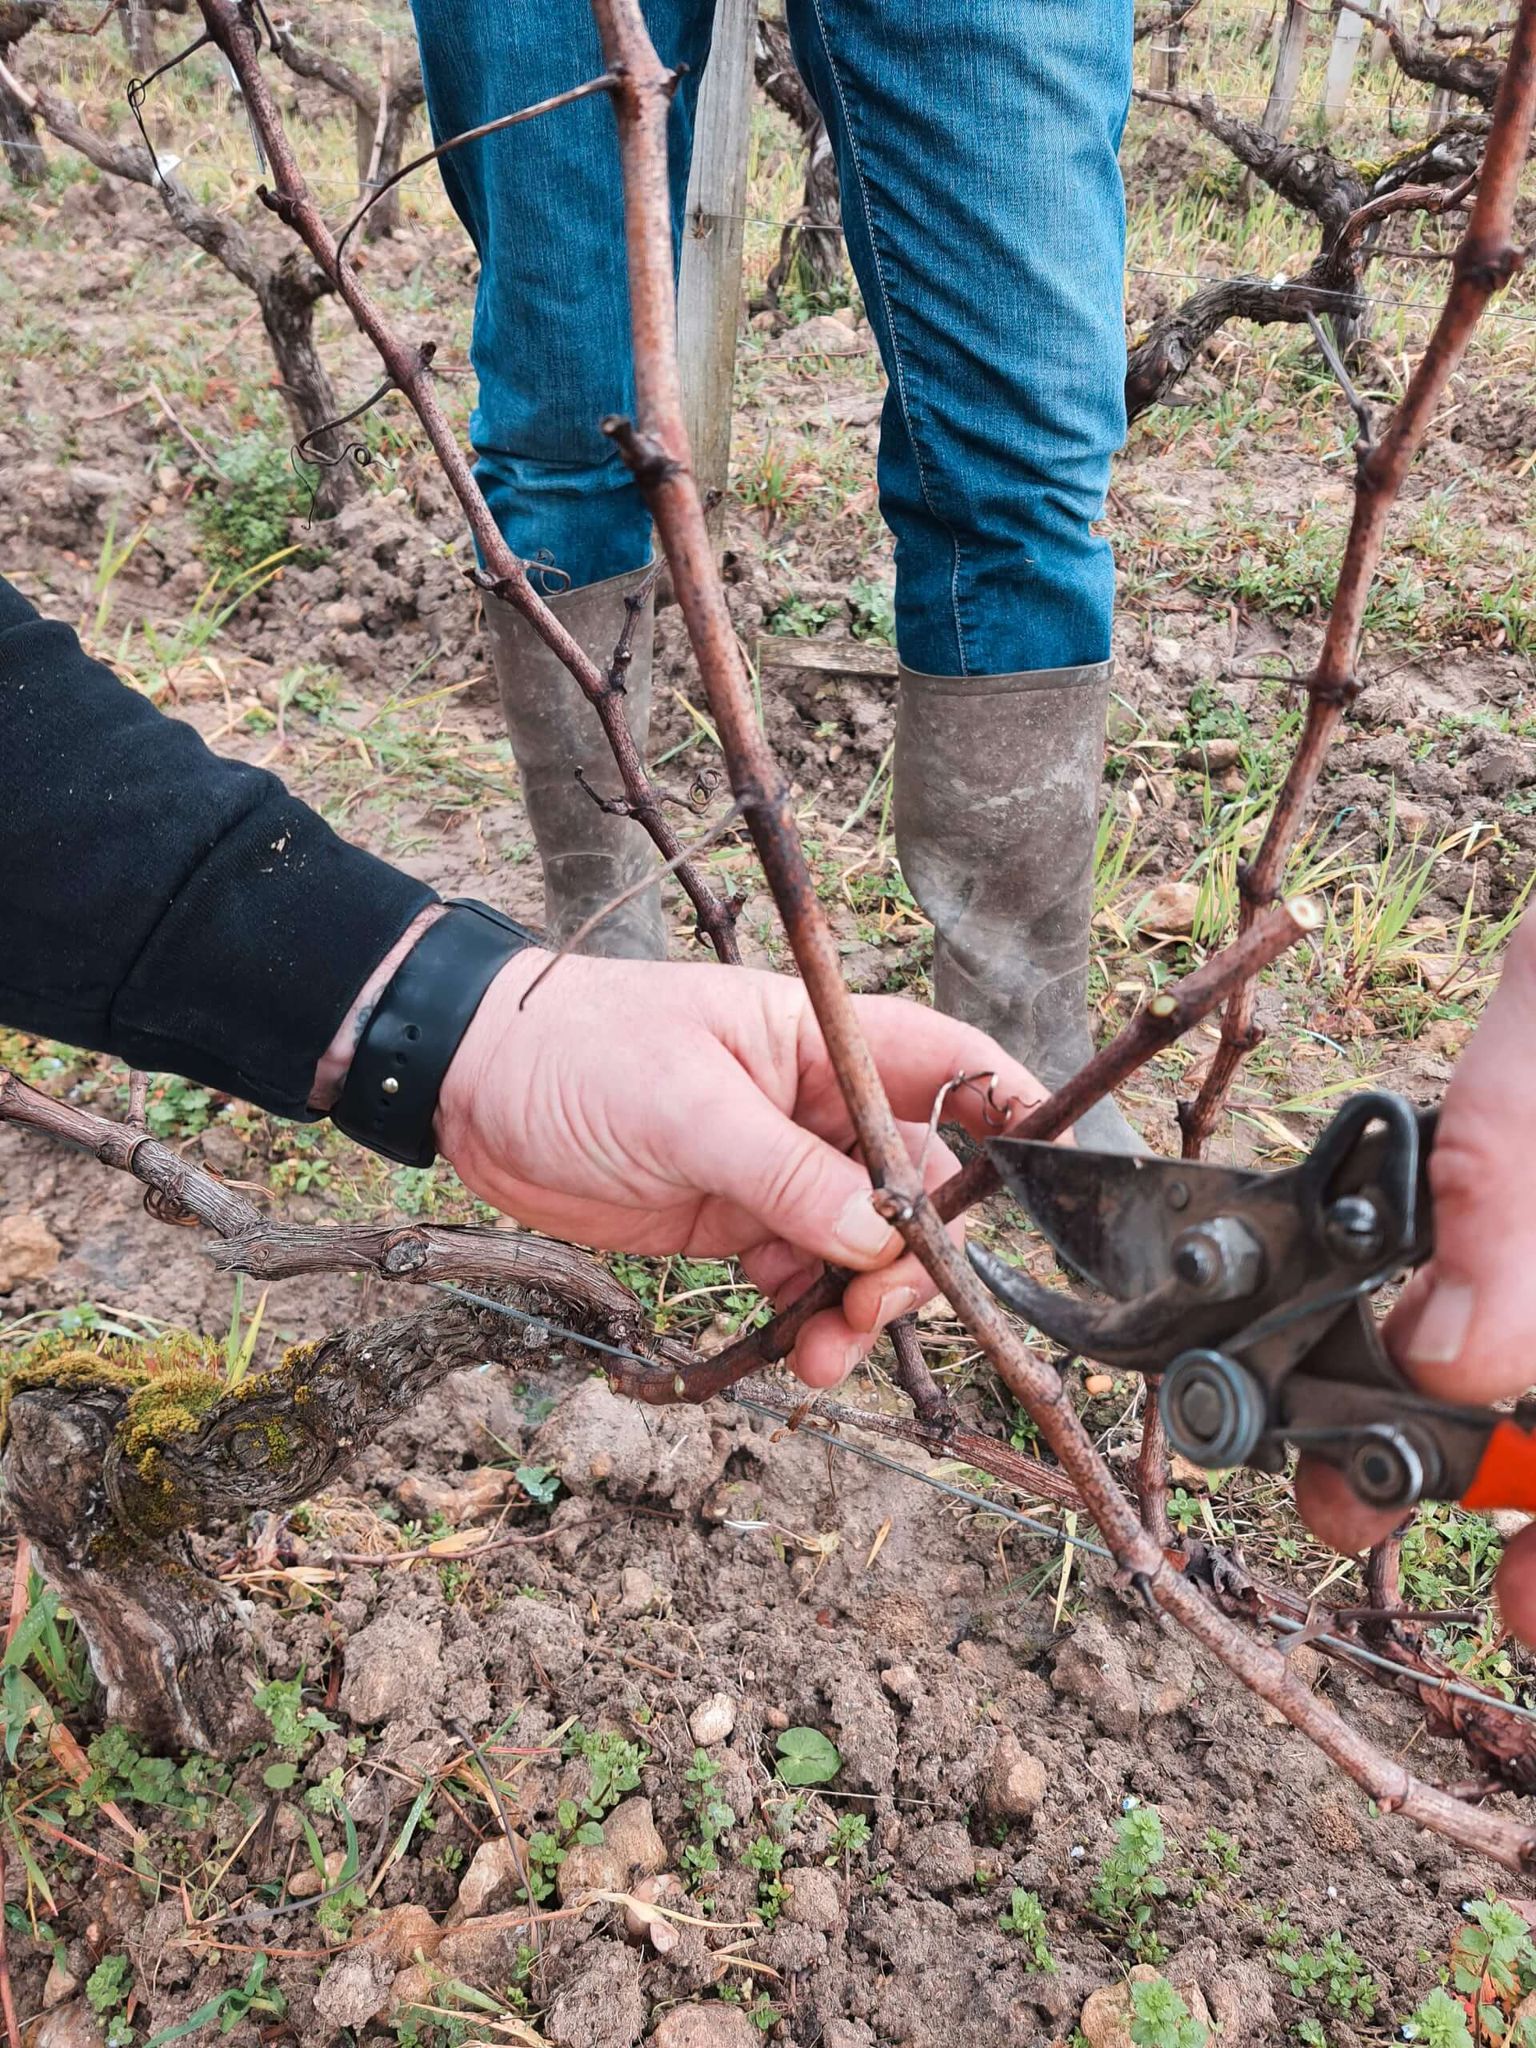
[434,951,1049,1389]
[1296,913,1536,1641]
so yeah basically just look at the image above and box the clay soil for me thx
[2,9,1536,2047]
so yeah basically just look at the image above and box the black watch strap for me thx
[331,898,539,1167]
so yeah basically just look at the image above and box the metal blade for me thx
[983,1139,1266,1300]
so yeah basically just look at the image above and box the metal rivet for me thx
[381,1076,401,1096]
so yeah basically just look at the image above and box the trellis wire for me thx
[433,1280,1536,1731]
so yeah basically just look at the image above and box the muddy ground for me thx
[3,11,1536,2047]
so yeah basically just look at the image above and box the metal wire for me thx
[431,1281,1536,1729]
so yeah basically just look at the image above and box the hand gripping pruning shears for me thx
[968,1091,1536,1516]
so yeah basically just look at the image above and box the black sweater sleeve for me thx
[0,574,435,1121]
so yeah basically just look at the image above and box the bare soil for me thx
[2,28,1536,2048]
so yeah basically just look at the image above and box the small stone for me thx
[456,1836,528,1919]
[288,1847,346,1898]
[42,1961,80,2009]
[1139,880,1200,936]
[1149,636,1185,671]
[0,1213,61,1292]
[557,1795,666,1905]
[386,1963,435,2020]
[777,313,873,358]
[765,1705,789,1730]
[395,1467,515,1524]
[1083,1372,1115,1397]
[1081,1967,1213,2048]
[981,1730,1048,1823]
[320,598,365,630]
[649,2004,761,2048]
[782,1866,842,1931]
[1177,737,1242,773]
[32,2005,106,2048]
[688,1692,736,1747]
[617,1566,657,1617]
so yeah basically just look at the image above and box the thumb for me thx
[688,1089,901,1273]
[1391,1020,1536,1409]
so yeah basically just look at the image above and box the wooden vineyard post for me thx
[1243,0,1311,203]
[677,0,758,526]
[1324,1,1368,123]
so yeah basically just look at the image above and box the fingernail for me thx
[835,1339,865,1385]
[874,1285,919,1328]
[1405,1279,1475,1367]
[835,1191,896,1262]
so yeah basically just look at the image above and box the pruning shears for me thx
[968,1091,1536,1516]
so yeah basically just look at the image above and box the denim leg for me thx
[784,0,1132,676]
[409,0,713,592]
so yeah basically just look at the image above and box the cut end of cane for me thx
[1147,992,1180,1020]
[1285,893,1323,932]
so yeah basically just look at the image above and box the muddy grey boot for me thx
[487,565,667,960]
[894,662,1143,1154]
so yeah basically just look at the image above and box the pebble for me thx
[0,1212,61,1292]
[456,1836,528,1919]
[42,1962,80,2009]
[556,1795,667,1905]
[688,1692,736,1747]
[1139,880,1200,936]
[1081,1967,1213,2048]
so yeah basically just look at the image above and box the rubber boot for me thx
[486,565,667,960]
[894,661,1143,1154]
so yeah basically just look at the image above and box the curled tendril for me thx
[125,29,213,185]
[143,1186,199,1228]
[528,550,573,597]
[290,352,434,521]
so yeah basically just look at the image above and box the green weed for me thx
[1091,1804,1170,1961]
[997,1888,1057,1971]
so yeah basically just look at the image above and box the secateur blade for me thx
[979,1140,1266,1299]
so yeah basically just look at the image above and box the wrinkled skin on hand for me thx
[1297,913,1536,1643]
[436,951,1049,1390]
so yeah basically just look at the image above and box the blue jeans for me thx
[409,0,1131,676]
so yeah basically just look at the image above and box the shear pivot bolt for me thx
[1171,1216,1265,1300]
[1324,1194,1383,1263]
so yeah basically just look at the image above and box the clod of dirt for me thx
[530,1376,730,1511]
[337,1608,444,1725]
[648,2003,761,2048]
[314,1950,396,2031]
[1208,1958,1279,2039]
[900,1820,976,1893]
[556,1795,667,1905]
[1080,1965,1213,2048]
[687,1691,736,1746]
[544,1941,645,2048]
[430,1908,537,1987]
[782,1865,843,1931]
[1051,1616,1141,1738]
[29,2004,105,2048]
[361,1903,441,1964]
[1467,735,1536,795]
[818,2027,878,2048]
[0,1211,61,1291]
[980,1729,1048,1823]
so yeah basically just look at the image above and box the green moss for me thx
[119,1364,224,1473]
